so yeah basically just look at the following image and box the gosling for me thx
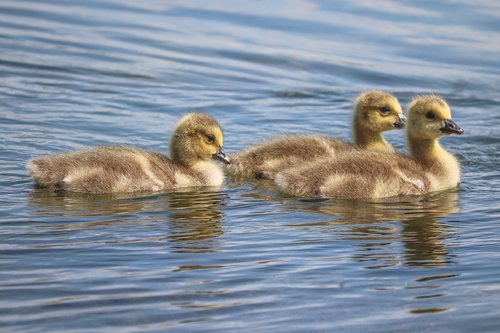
[226,90,405,179]
[27,113,230,193]
[274,95,463,199]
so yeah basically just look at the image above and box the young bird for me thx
[27,113,230,193]
[226,90,405,180]
[275,95,463,199]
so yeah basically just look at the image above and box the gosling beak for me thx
[212,147,230,164]
[440,119,464,135]
[393,114,406,129]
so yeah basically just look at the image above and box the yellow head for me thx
[353,90,405,134]
[407,95,464,140]
[169,113,230,166]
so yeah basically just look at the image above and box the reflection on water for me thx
[279,190,462,315]
[235,186,463,317]
[29,186,459,268]
[163,190,226,253]
[29,189,227,253]
[281,190,459,268]
[29,190,159,217]
[400,193,459,267]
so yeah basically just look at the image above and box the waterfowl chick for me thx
[275,95,463,199]
[27,113,230,193]
[226,90,405,180]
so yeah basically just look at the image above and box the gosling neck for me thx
[407,134,445,163]
[353,123,391,152]
[407,133,461,189]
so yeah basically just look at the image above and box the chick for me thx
[226,90,404,179]
[27,113,230,193]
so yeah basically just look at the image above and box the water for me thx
[1,0,500,332]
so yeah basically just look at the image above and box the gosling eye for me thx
[380,106,391,114]
[206,134,215,143]
[426,111,436,119]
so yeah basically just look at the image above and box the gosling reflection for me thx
[28,188,227,253]
[28,190,156,218]
[282,190,460,268]
[163,189,226,253]
[400,191,459,267]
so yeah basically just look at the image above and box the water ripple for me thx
[1,0,499,332]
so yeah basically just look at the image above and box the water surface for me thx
[1,0,500,332]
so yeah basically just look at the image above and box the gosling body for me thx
[27,113,230,193]
[226,135,353,179]
[226,90,404,179]
[275,95,463,199]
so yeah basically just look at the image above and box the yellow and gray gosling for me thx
[27,113,230,193]
[225,90,405,180]
[274,95,463,199]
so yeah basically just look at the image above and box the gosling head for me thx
[353,90,406,134]
[169,113,230,166]
[407,95,464,140]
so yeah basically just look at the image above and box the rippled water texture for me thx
[1,1,500,332]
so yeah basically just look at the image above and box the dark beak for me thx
[440,119,464,135]
[393,114,406,129]
[212,147,230,164]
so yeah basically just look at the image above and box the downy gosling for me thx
[226,90,405,180]
[27,113,230,193]
[274,95,464,199]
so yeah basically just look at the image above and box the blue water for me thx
[1,1,500,332]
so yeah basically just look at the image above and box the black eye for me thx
[380,106,391,114]
[426,111,436,119]
[206,134,215,143]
